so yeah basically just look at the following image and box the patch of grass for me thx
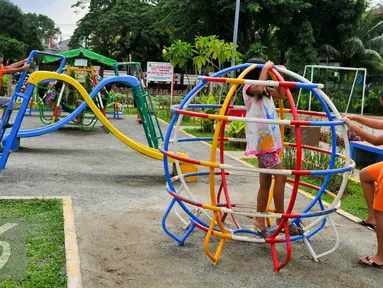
[0,199,66,288]
[241,157,258,167]
[124,107,138,115]
[291,176,367,219]
[241,158,368,220]
[183,128,245,151]
[156,110,200,126]
[104,107,137,115]
[334,178,367,220]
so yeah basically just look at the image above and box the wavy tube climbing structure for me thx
[0,70,197,175]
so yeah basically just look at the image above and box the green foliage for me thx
[0,35,26,60]
[0,0,26,59]
[362,88,383,115]
[23,13,60,52]
[0,0,60,58]
[197,94,217,132]
[282,133,348,194]
[320,3,383,72]
[70,0,165,62]
[163,40,194,69]
[193,35,242,73]
[155,0,310,61]
[226,121,246,149]
[0,0,25,40]
[245,42,268,60]
[286,21,318,74]
[69,0,369,67]
[163,36,242,74]
[0,199,66,287]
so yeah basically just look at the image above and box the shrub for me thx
[283,133,352,194]
[196,94,217,132]
[226,121,246,149]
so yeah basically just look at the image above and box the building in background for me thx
[59,39,70,52]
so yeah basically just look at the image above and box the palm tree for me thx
[321,8,383,72]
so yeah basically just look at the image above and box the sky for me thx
[10,0,383,41]
[10,0,88,41]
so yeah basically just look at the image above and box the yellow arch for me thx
[28,71,191,163]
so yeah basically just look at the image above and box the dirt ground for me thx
[0,114,381,288]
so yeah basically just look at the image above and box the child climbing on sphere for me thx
[243,58,304,238]
[43,82,62,119]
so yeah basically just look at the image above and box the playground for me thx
[0,113,380,287]
[0,47,381,287]
[2,0,383,286]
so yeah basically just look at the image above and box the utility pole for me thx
[231,0,241,78]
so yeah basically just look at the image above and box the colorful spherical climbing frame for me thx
[160,64,355,271]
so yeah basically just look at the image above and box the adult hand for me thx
[341,115,352,126]
[342,113,355,121]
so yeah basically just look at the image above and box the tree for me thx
[0,35,25,60]
[321,7,383,72]
[193,36,242,73]
[70,0,166,62]
[154,0,310,61]
[163,36,242,74]
[23,13,61,51]
[162,40,194,77]
[0,0,60,57]
[286,22,318,74]
[154,0,367,64]
[0,0,25,40]
[71,0,369,68]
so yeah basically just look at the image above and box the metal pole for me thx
[297,65,308,108]
[230,0,241,78]
[361,69,367,116]
[345,70,358,114]
[309,66,314,111]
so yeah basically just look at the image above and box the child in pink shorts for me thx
[243,58,304,238]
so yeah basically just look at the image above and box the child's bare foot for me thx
[254,217,266,231]
[254,217,268,238]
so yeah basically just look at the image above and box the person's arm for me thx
[8,58,28,68]
[247,62,285,99]
[4,64,30,74]
[273,65,286,99]
[346,114,383,130]
[267,86,285,99]
[343,116,383,145]
[247,61,274,95]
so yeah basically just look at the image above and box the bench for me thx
[350,141,383,165]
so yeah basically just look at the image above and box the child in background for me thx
[243,58,304,237]
[44,82,62,119]
[55,83,83,123]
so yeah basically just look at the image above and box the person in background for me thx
[342,94,383,268]
[0,53,30,123]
